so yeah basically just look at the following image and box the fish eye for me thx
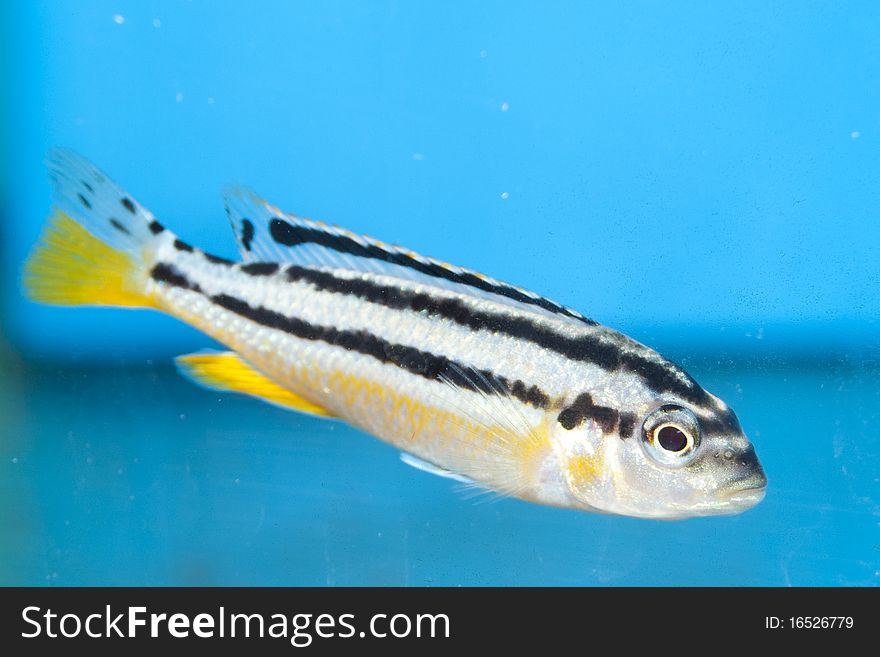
[656,423,689,452]
[641,405,700,466]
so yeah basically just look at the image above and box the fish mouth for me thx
[718,450,768,506]
[718,473,767,510]
[721,486,766,508]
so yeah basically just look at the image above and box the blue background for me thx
[1,1,878,585]
[4,0,879,357]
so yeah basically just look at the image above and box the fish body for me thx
[24,150,767,519]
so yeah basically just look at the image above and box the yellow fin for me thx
[175,351,335,418]
[23,210,153,308]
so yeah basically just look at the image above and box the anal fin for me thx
[175,351,334,418]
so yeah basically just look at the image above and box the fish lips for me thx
[715,443,767,510]
[719,472,767,511]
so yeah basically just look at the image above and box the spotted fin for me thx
[400,453,475,484]
[175,351,335,418]
[24,149,166,309]
[223,185,594,326]
[46,148,166,254]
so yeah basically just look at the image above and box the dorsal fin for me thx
[223,185,595,326]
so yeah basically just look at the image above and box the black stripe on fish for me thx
[149,263,550,409]
[209,292,551,408]
[273,264,707,405]
[508,379,551,408]
[159,253,707,407]
[240,262,280,276]
[267,217,595,326]
[699,407,743,437]
[618,412,637,439]
[172,241,234,266]
[150,263,202,292]
[618,352,706,406]
[557,393,621,433]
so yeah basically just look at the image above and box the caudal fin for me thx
[23,149,167,309]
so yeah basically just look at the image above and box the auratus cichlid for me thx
[25,149,767,519]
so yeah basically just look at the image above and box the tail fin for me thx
[23,149,165,308]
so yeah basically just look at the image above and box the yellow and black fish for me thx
[24,149,766,519]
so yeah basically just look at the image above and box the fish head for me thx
[556,388,766,520]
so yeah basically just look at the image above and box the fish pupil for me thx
[657,425,688,452]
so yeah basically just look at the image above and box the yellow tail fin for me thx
[23,210,153,308]
[176,351,336,418]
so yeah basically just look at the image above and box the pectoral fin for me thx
[175,350,335,418]
[399,452,475,484]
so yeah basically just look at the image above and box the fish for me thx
[23,149,767,520]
